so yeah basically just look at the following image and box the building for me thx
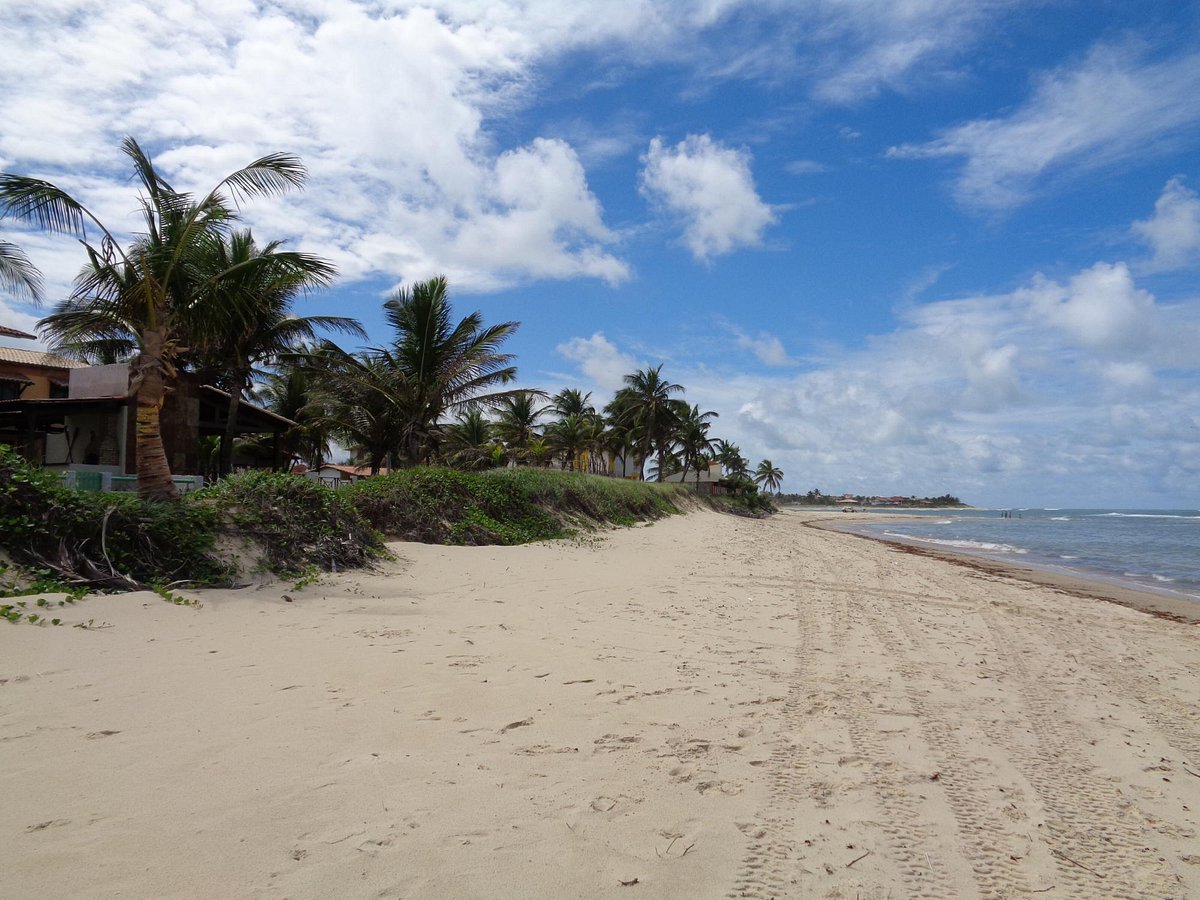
[0,345,87,402]
[0,359,295,488]
[659,461,728,496]
[303,464,389,488]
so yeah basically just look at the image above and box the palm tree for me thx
[441,409,498,470]
[495,391,549,463]
[184,229,357,476]
[674,404,719,484]
[546,414,589,470]
[0,238,42,302]
[713,439,743,473]
[308,346,413,474]
[1,136,311,499]
[256,363,334,469]
[605,366,686,481]
[551,388,594,419]
[754,459,784,494]
[382,276,519,465]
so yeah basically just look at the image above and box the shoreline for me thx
[804,512,1200,624]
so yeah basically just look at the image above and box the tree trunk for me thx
[133,333,179,501]
[219,374,244,478]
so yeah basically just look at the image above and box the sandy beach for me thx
[3,508,1199,899]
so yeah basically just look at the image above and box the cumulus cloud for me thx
[639,134,776,261]
[890,45,1200,210]
[555,332,642,394]
[0,2,631,297]
[556,260,1200,505]
[1132,176,1200,272]
[0,0,1042,296]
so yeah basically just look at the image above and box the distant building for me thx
[660,461,729,496]
[303,463,390,488]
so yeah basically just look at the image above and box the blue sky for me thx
[2,1,1200,506]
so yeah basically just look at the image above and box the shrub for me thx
[197,470,385,575]
[0,444,230,587]
[347,466,694,545]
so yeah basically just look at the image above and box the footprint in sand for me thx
[593,734,640,752]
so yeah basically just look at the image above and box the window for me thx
[0,378,30,401]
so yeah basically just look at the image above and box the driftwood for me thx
[29,538,143,592]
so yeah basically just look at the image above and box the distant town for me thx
[779,489,968,508]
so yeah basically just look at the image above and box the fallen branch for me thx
[1051,848,1104,879]
[846,850,872,868]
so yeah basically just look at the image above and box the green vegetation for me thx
[0,446,699,590]
[780,489,967,507]
[2,139,785,594]
[1,137,329,501]
[347,467,693,546]
[0,444,231,590]
[198,469,384,576]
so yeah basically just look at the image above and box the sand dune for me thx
[3,509,1198,898]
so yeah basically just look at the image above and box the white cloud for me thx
[784,159,829,175]
[555,332,642,394]
[890,45,1200,210]
[735,331,794,366]
[639,134,776,261]
[1132,176,1200,272]
[0,2,630,297]
[1022,262,1158,354]
[0,0,1045,297]
[808,0,1024,104]
[555,260,1200,505]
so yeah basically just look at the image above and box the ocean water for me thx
[832,508,1200,603]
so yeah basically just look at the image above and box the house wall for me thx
[159,377,201,476]
[69,364,128,399]
[0,364,60,400]
[43,409,129,473]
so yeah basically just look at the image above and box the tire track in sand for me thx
[860,601,1035,899]
[975,605,1179,897]
[726,559,812,899]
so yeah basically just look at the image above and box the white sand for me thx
[3,509,1199,898]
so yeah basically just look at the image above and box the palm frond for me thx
[0,175,90,237]
[0,239,43,302]
[214,153,307,206]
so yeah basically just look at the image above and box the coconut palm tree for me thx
[713,439,743,473]
[1,136,311,499]
[255,363,334,470]
[381,276,519,465]
[674,403,719,484]
[551,387,595,419]
[754,459,784,494]
[495,391,549,463]
[605,366,686,481]
[546,414,590,470]
[441,409,498,470]
[184,229,358,476]
[307,346,413,474]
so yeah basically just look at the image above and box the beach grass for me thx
[0,446,702,586]
[347,466,696,546]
